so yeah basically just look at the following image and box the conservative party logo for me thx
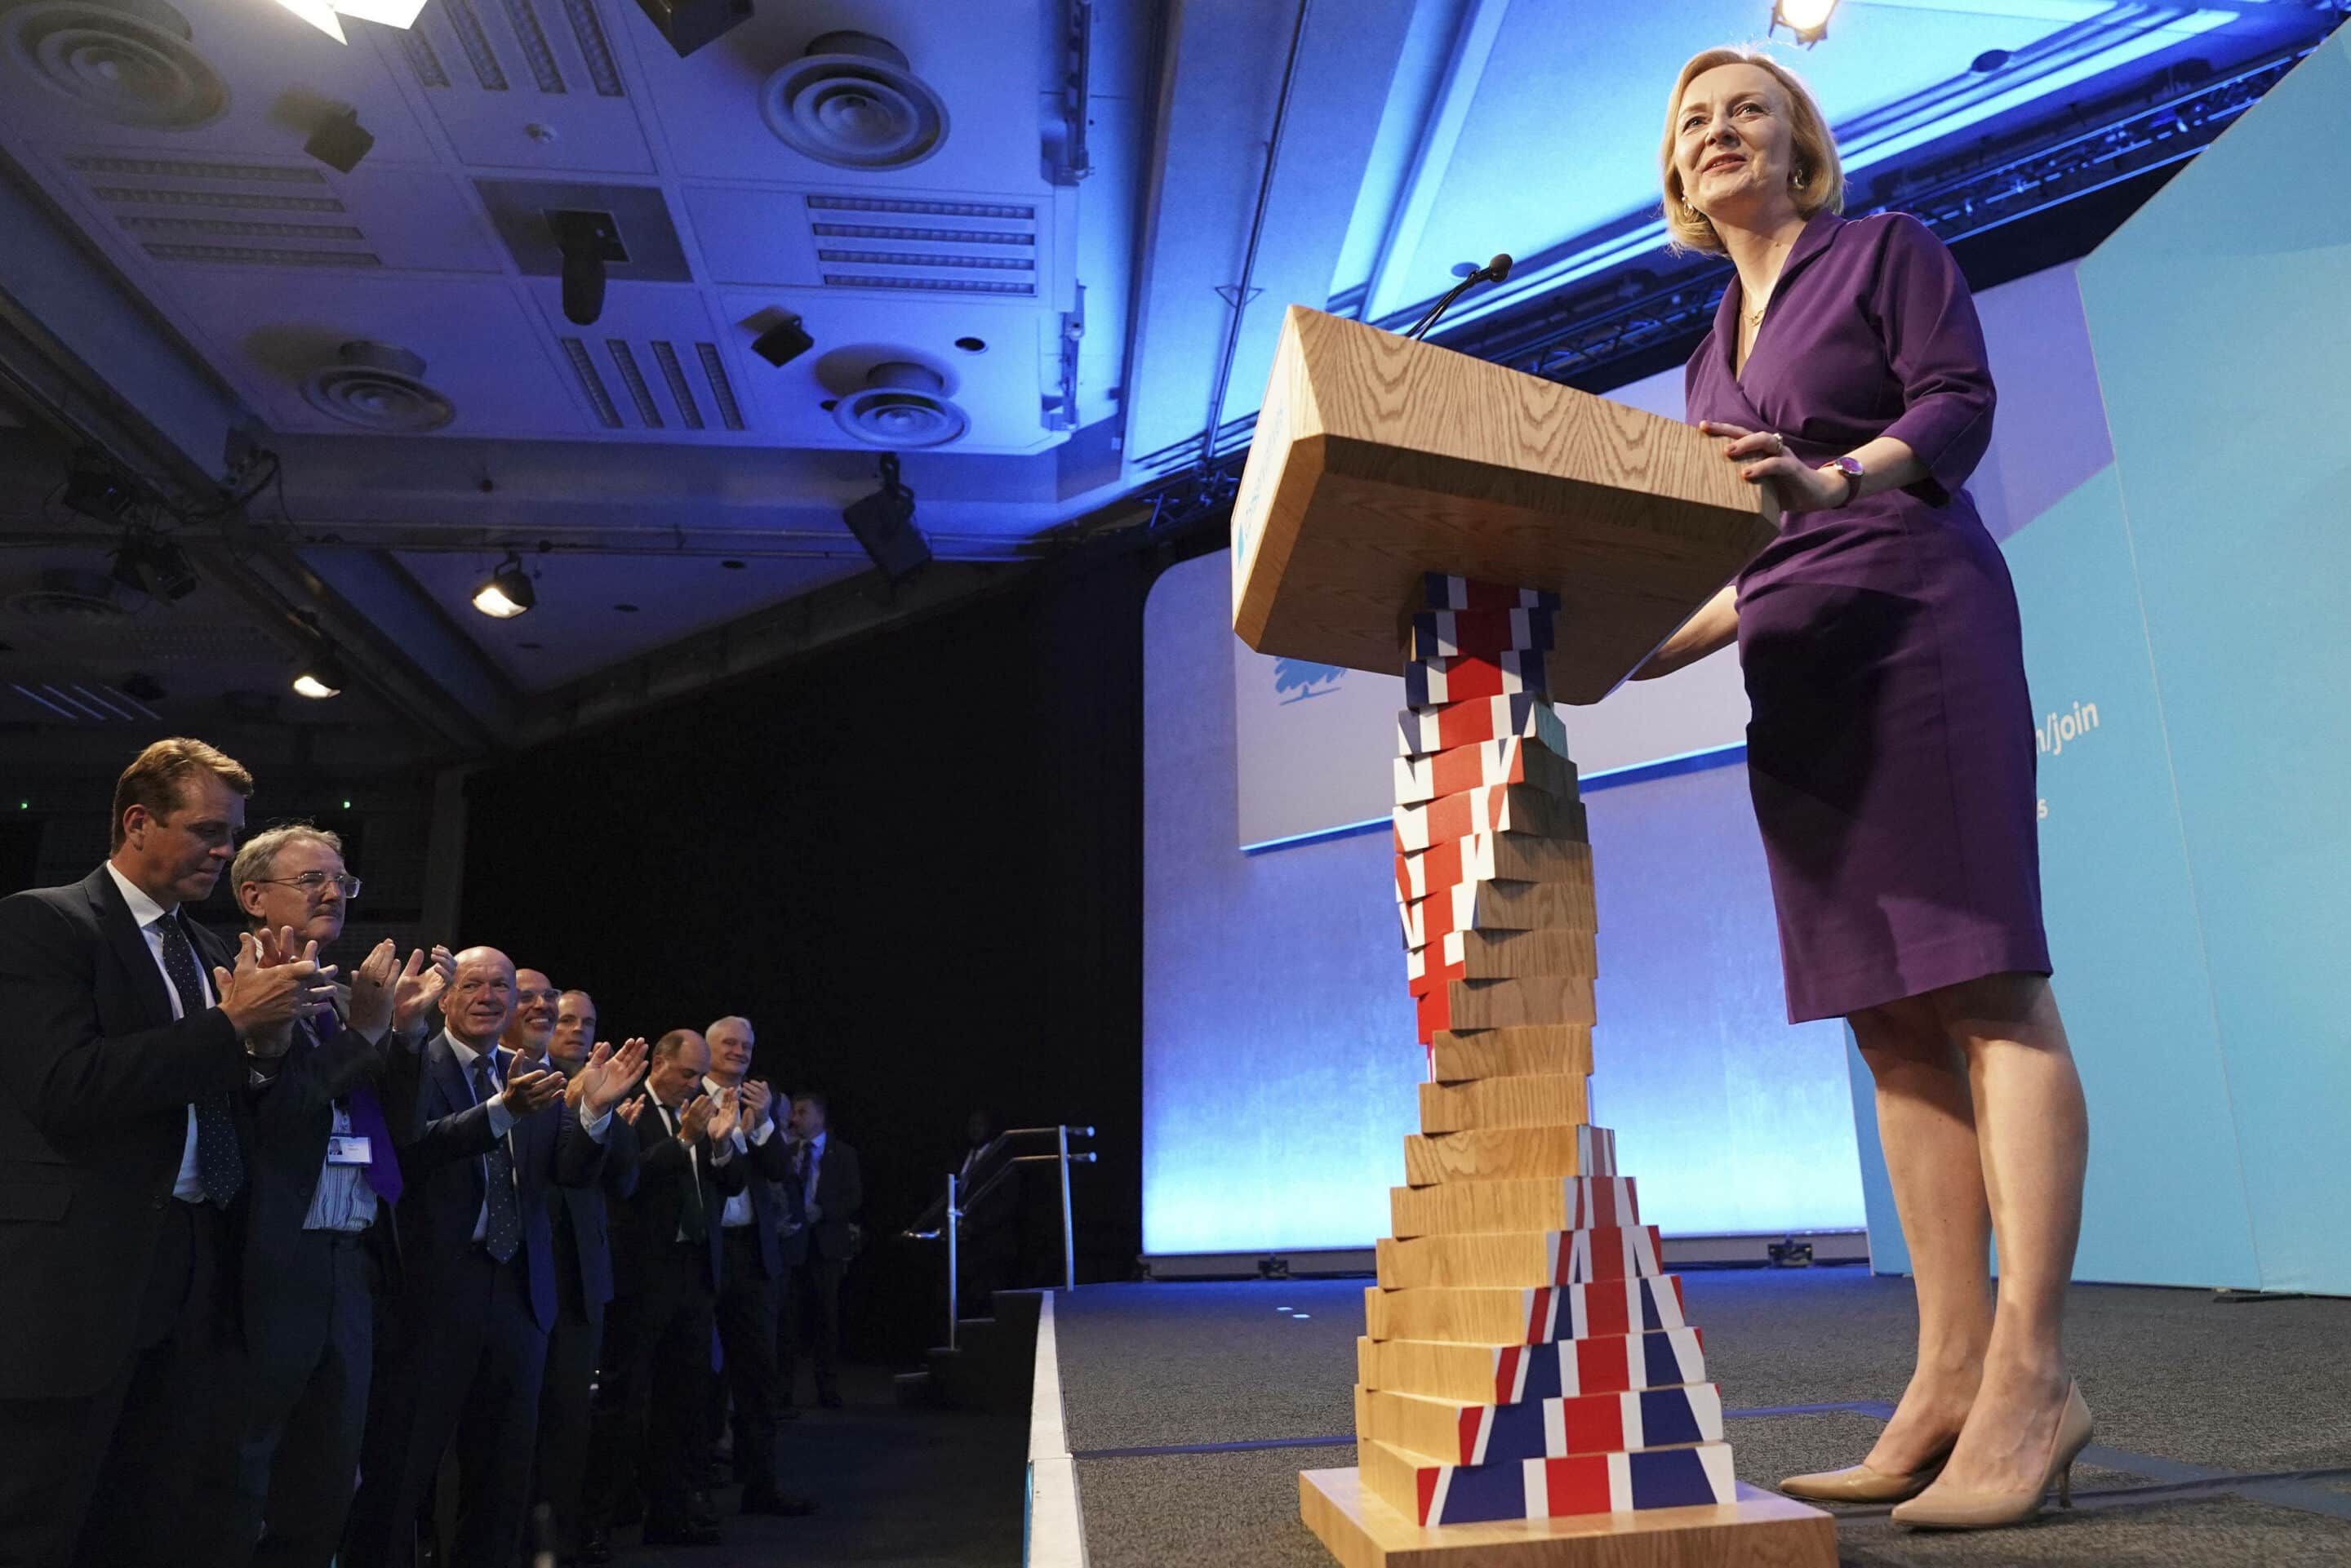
[1274,658,1345,704]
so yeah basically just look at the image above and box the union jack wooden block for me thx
[1375,1226,1664,1290]
[1363,1273,1687,1345]
[1358,1325,1704,1406]
[1402,1122,1615,1187]
[1400,873,1596,950]
[1393,733,1578,807]
[1393,784,1580,856]
[1416,1073,1592,1135]
[1361,1381,1725,1468]
[1424,1025,1597,1085]
[1394,833,1592,904]
[1390,1172,1634,1238]
[1406,928,1599,994]
[1418,971,1597,1041]
[1418,575,1562,614]
[1404,606,1555,663]
[1405,646,1550,708]
[1361,1435,1735,1527]
[1397,691,1566,758]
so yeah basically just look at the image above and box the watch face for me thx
[1834,456,1864,478]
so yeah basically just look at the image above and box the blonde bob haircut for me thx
[1660,47,1844,255]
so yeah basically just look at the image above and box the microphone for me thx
[1404,253,1514,342]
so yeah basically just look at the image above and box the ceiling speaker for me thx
[3,0,229,130]
[300,340,456,433]
[833,362,968,449]
[761,31,948,171]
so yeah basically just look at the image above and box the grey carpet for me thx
[1061,1269,2351,1566]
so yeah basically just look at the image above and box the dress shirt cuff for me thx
[748,1117,776,1146]
[709,1137,735,1166]
[487,1097,516,1139]
[581,1107,613,1141]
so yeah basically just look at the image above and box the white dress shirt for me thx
[703,1077,775,1228]
[445,1034,612,1246]
[650,1091,735,1242]
[104,862,211,1204]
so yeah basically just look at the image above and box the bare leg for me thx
[1849,994,1992,1473]
[1921,972,2089,1495]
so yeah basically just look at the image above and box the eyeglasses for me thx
[255,871,362,899]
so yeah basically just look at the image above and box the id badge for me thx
[327,1135,374,1166]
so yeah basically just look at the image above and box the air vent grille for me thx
[121,215,365,241]
[500,0,563,93]
[91,186,346,212]
[142,242,383,267]
[442,0,509,91]
[559,0,622,96]
[802,193,1038,297]
[399,27,449,87]
[68,156,326,184]
[402,0,624,97]
[560,338,740,433]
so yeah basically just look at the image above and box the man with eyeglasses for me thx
[0,739,336,1568]
[227,824,450,1568]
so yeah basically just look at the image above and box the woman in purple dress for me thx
[1633,48,2093,1530]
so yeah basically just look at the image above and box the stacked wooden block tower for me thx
[1354,572,1736,1528]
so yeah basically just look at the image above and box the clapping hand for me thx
[678,1090,718,1144]
[391,946,452,1037]
[616,1095,647,1126]
[706,1085,743,1144]
[499,1068,566,1117]
[214,928,338,1051]
[740,1079,772,1127]
[347,939,400,1037]
[573,1037,649,1118]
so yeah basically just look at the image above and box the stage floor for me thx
[1047,1268,2351,1567]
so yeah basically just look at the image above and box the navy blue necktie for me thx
[160,914,242,1207]
[473,1055,522,1264]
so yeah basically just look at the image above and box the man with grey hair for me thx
[228,824,448,1568]
[701,1015,810,1517]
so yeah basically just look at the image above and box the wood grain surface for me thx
[1417,1074,1593,1135]
[1389,1173,1633,1240]
[1402,1124,1613,1187]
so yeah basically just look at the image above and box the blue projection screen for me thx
[1142,555,1860,1256]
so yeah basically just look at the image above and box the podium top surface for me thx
[1230,308,1777,704]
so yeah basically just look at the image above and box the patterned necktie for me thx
[160,913,242,1207]
[473,1055,522,1263]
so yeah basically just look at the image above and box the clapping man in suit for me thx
[780,1092,862,1410]
[520,985,644,1568]
[229,824,451,1568]
[0,739,335,1568]
[585,1031,745,1553]
[700,1017,814,1518]
[341,949,643,1568]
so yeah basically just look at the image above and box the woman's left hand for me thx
[1698,420,1847,514]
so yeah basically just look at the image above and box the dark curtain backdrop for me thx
[460,544,1157,1359]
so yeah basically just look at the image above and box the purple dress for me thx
[1683,211,2050,1024]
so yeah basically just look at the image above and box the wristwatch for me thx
[1822,455,1864,507]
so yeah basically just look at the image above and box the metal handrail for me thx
[898,1123,1096,1348]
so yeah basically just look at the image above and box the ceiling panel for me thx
[373,0,660,174]
[386,548,866,688]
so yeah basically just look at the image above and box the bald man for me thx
[341,948,642,1568]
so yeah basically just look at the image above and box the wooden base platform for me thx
[1300,1468,1834,1568]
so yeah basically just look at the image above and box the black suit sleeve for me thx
[830,1144,863,1224]
[402,1095,501,1175]
[551,1104,608,1189]
[709,1139,748,1197]
[745,1123,792,1184]
[255,1019,385,1134]
[0,891,245,1138]
[600,1103,641,1202]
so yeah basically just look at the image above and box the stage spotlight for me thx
[752,313,814,367]
[291,649,348,700]
[1771,0,1838,46]
[110,531,200,602]
[841,454,931,584]
[304,105,376,175]
[549,209,625,326]
[472,553,537,619]
[633,0,753,60]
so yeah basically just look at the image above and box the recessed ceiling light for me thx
[291,648,347,700]
[613,602,639,613]
[721,559,746,571]
[473,553,536,619]
[953,336,987,353]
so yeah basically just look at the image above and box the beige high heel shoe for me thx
[1778,1438,1954,1504]
[1891,1379,2094,1530]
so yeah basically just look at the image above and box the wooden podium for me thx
[1231,307,1835,1568]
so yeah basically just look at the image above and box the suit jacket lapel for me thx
[83,868,174,1028]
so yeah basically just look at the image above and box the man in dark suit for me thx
[340,948,642,1568]
[229,824,447,1568]
[0,738,333,1568]
[516,985,642,1568]
[585,1030,747,1553]
[700,1016,813,1518]
[779,1091,863,1410]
